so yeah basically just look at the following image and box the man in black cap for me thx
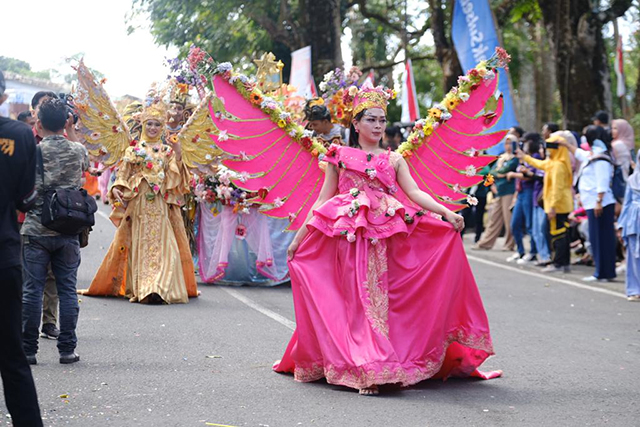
[0,70,44,425]
[592,110,609,128]
[592,110,611,143]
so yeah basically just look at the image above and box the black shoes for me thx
[41,323,60,340]
[60,353,80,364]
[25,354,37,365]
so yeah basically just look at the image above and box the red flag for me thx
[362,69,375,87]
[615,36,625,98]
[401,59,420,122]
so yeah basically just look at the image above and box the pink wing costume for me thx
[273,146,499,388]
[208,52,509,388]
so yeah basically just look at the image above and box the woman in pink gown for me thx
[273,86,501,395]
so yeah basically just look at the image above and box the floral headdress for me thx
[167,79,191,106]
[338,84,396,127]
[139,85,167,124]
[319,66,362,127]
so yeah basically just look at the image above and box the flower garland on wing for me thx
[396,47,511,206]
[193,165,252,215]
[213,62,327,157]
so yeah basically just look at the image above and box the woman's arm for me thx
[287,163,339,259]
[395,157,464,231]
[592,159,611,217]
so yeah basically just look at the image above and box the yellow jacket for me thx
[523,135,573,214]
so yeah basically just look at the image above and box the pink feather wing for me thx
[209,75,323,231]
[406,75,508,211]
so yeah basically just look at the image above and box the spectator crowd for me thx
[453,111,639,301]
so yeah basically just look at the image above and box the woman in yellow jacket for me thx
[516,134,574,273]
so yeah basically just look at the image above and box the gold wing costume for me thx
[74,61,211,304]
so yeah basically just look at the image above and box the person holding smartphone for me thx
[516,135,574,273]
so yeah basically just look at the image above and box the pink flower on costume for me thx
[346,232,356,243]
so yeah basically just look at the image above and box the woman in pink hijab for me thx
[611,119,635,180]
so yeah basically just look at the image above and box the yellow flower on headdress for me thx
[309,98,325,107]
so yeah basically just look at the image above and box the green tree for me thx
[130,0,344,82]
[536,0,633,130]
[0,56,52,80]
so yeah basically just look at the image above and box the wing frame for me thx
[72,60,131,167]
[396,49,512,211]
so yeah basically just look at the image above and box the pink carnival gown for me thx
[273,145,500,389]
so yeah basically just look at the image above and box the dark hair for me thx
[592,110,609,125]
[385,125,402,138]
[348,111,365,148]
[544,122,559,134]
[583,125,611,153]
[510,126,524,138]
[522,132,542,155]
[17,111,32,122]
[31,91,58,109]
[303,100,331,122]
[38,98,69,132]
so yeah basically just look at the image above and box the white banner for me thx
[289,46,315,98]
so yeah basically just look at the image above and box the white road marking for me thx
[223,255,626,330]
[467,255,626,299]
[221,287,296,330]
[96,210,110,221]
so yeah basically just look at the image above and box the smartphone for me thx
[511,140,518,152]
[546,142,559,149]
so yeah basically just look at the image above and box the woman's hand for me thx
[287,240,300,261]
[445,210,465,232]
[112,187,125,206]
[287,239,300,261]
[594,200,603,217]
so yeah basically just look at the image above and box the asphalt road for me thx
[2,203,639,427]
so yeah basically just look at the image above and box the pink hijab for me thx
[612,119,635,151]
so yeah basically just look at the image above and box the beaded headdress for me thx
[139,102,166,124]
[352,86,389,117]
[339,84,395,126]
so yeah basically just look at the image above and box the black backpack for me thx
[37,146,97,235]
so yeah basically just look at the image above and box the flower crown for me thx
[140,103,166,124]
[339,84,396,126]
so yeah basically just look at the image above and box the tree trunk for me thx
[428,0,464,92]
[300,0,344,82]
[537,0,630,130]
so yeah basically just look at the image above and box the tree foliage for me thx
[0,56,52,80]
